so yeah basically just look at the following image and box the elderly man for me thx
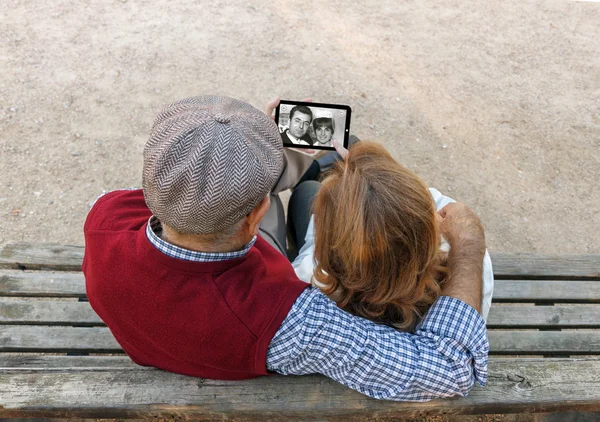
[281,104,314,146]
[84,95,488,401]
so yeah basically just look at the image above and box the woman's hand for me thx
[332,139,349,160]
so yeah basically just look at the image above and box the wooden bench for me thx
[1,242,600,419]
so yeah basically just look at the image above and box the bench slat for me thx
[0,326,120,353]
[2,243,600,279]
[3,325,600,354]
[487,305,600,327]
[0,299,102,326]
[0,270,85,297]
[490,252,600,280]
[493,280,600,302]
[480,305,600,328]
[489,330,600,354]
[2,358,600,417]
[1,355,134,369]
[3,270,600,305]
[0,243,83,271]
[4,299,600,329]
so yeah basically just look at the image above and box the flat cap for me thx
[143,95,284,234]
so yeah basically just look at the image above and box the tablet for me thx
[275,100,352,151]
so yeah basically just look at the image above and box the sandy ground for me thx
[1,0,599,254]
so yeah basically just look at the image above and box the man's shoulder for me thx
[280,130,293,144]
[301,134,314,145]
[85,189,150,233]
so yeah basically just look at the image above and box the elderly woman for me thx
[291,141,494,328]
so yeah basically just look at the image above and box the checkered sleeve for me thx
[266,288,488,401]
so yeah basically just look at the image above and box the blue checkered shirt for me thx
[147,216,489,401]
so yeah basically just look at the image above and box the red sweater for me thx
[83,189,307,380]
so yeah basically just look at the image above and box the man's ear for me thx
[246,195,270,236]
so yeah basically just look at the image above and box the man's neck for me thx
[161,226,249,253]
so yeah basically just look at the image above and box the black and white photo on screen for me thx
[278,104,347,148]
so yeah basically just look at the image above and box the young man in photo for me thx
[281,105,314,146]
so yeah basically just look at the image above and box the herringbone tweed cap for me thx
[142,95,284,235]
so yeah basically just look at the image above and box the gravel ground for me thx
[1,0,599,254]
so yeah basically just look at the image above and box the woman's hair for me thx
[312,117,335,133]
[312,141,448,331]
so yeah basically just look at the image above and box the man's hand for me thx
[265,97,281,121]
[439,202,486,252]
[438,202,486,313]
[264,96,312,121]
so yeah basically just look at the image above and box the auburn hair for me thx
[312,141,448,331]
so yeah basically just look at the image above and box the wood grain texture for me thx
[0,243,84,271]
[5,298,600,329]
[0,299,103,326]
[2,243,600,279]
[493,280,600,302]
[490,252,600,280]
[4,270,600,303]
[1,358,600,418]
[1,355,134,369]
[0,270,85,297]
[489,330,600,354]
[0,326,120,352]
[487,305,600,327]
[4,326,600,355]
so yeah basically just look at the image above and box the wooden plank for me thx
[4,326,600,355]
[493,280,600,302]
[489,330,600,354]
[7,271,600,303]
[0,326,121,353]
[1,358,600,418]
[0,299,103,326]
[1,243,599,279]
[0,243,84,271]
[4,298,600,329]
[1,355,135,369]
[487,305,600,327]
[490,252,600,280]
[0,270,86,297]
